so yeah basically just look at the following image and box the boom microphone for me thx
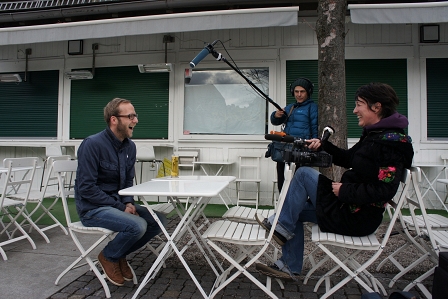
[190,40,218,68]
[321,126,335,144]
[265,134,296,143]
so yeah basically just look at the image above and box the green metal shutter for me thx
[285,61,319,106]
[346,59,408,138]
[286,59,408,138]
[427,58,448,138]
[0,70,58,138]
[70,66,169,139]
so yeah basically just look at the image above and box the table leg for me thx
[133,196,223,299]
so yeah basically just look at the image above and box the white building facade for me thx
[0,3,447,207]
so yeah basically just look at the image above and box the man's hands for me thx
[125,203,139,216]
[274,109,285,118]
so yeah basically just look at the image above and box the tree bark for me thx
[316,0,347,181]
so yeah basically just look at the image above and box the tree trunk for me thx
[316,0,347,181]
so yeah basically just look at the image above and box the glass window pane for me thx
[184,69,269,135]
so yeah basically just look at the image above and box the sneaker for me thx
[255,263,297,281]
[98,251,125,286]
[118,258,133,281]
[255,213,287,246]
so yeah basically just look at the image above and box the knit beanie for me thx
[290,78,313,97]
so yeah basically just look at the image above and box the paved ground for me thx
[0,216,434,299]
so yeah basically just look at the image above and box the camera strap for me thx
[282,103,313,137]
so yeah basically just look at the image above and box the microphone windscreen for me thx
[190,47,211,68]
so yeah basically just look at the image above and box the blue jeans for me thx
[267,166,319,275]
[81,204,166,262]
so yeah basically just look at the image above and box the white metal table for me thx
[119,179,230,299]
[188,162,236,209]
[412,163,448,212]
[153,175,236,210]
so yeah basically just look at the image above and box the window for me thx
[427,58,448,139]
[70,66,169,139]
[0,70,58,138]
[183,68,269,135]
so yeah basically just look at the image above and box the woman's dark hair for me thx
[354,82,399,118]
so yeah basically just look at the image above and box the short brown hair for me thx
[355,82,399,118]
[104,98,131,125]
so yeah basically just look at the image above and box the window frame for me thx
[178,60,277,141]
[424,57,448,141]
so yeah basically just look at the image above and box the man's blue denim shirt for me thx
[74,127,136,218]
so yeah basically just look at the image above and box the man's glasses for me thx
[115,114,138,120]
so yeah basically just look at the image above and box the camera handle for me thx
[208,45,286,114]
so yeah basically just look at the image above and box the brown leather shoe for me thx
[98,251,124,286]
[119,257,133,281]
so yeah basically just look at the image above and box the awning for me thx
[0,6,299,46]
[348,2,448,24]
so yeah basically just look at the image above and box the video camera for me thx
[265,126,334,168]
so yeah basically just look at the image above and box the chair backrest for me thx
[46,144,63,157]
[237,153,261,180]
[268,163,296,241]
[174,150,199,174]
[0,157,38,206]
[406,167,440,250]
[136,145,156,162]
[53,159,78,226]
[41,155,71,194]
[441,154,448,179]
[380,168,411,246]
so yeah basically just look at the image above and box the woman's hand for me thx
[306,138,322,151]
[332,182,342,197]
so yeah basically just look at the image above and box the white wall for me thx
[1,19,447,207]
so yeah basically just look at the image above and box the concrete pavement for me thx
[0,217,433,299]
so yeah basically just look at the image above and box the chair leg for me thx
[236,182,240,206]
[56,232,113,298]
[403,266,435,299]
[272,181,277,206]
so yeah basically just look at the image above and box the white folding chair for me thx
[395,167,448,298]
[376,167,448,288]
[173,150,199,208]
[134,146,174,258]
[307,169,411,299]
[0,157,39,260]
[202,164,295,298]
[174,150,199,175]
[222,205,275,224]
[436,154,448,204]
[53,160,138,298]
[235,153,262,209]
[135,145,161,185]
[7,155,71,242]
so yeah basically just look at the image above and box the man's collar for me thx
[105,127,129,149]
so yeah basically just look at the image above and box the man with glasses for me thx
[75,98,166,286]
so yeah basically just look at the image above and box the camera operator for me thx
[271,78,318,192]
[256,82,414,281]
